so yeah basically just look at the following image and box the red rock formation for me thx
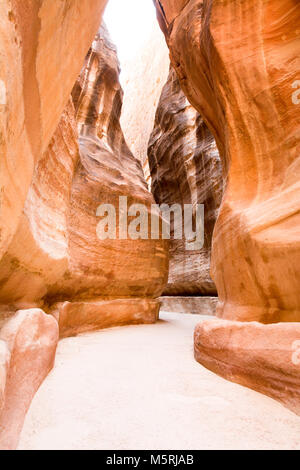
[0,0,107,262]
[0,0,107,449]
[0,100,78,308]
[0,23,168,332]
[60,23,169,334]
[120,24,170,186]
[160,296,217,315]
[154,0,300,410]
[0,309,58,450]
[148,66,222,295]
[51,298,160,339]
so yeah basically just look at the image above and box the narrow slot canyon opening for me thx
[104,0,170,185]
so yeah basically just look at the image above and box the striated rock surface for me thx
[0,309,58,450]
[51,298,160,339]
[0,0,107,262]
[0,23,168,331]
[160,296,217,315]
[155,0,300,408]
[0,5,168,447]
[120,24,170,186]
[67,23,169,327]
[195,320,300,415]
[0,99,78,308]
[148,66,222,295]
[0,0,107,449]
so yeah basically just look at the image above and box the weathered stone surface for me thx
[0,24,168,316]
[120,23,170,185]
[0,6,168,448]
[0,341,10,417]
[155,0,300,406]
[160,296,217,315]
[0,1,108,448]
[155,0,300,321]
[51,298,160,338]
[0,0,107,262]
[148,67,222,295]
[194,320,300,415]
[0,100,78,307]
[69,23,169,306]
[0,309,58,450]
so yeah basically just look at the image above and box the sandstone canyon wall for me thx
[154,0,300,412]
[0,3,168,448]
[148,66,223,296]
[0,0,109,449]
[0,0,107,264]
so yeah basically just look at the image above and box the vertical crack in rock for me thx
[0,22,169,342]
[148,66,223,296]
[154,0,300,412]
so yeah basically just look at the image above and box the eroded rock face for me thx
[0,23,168,329]
[160,296,217,315]
[67,24,169,320]
[154,0,300,409]
[0,100,78,307]
[155,0,300,321]
[0,0,107,449]
[194,320,300,415]
[0,0,107,262]
[120,23,170,186]
[148,66,222,295]
[0,5,168,447]
[0,309,58,450]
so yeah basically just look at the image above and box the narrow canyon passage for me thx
[18,313,300,450]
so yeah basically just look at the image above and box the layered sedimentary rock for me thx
[154,0,300,409]
[120,24,170,185]
[51,299,160,339]
[148,66,222,295]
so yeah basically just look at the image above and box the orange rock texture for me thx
[154,0,300,409]
[120,23,170,185]
[0,3,168,448]
[0,309,58,450]
[148,66,223,295]
[59,23,168,334]
[0,0,107,263]
[0,21,168,332]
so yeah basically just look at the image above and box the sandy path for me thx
[18,312,300,450]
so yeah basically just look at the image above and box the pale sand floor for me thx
[18,312,300,450]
